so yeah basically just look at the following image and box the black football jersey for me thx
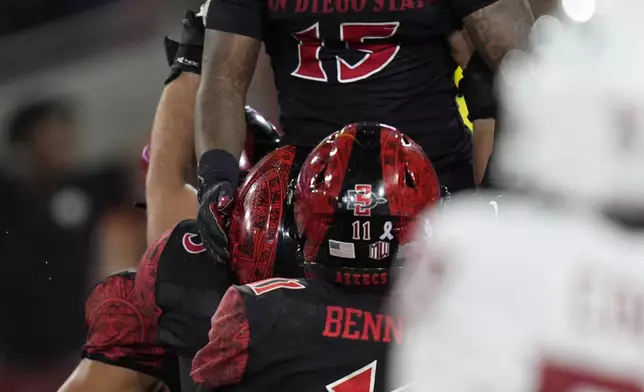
[135,218,306,392]
[192,278,402,391]
[134,220,233,392]
[204,0,497,170]
[147,220,233,358]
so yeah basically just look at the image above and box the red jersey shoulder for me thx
[237,277,309,297]
[133,228,172,316]
[84,240,181,391]
[84,269,138,335]
[83,267,166,367]
[191,285,251,389]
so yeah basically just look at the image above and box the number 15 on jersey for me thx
[291,22,400,83]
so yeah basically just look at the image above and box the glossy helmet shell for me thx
[239,106,281,178]
[294,122,441,286]
[228,145,311,284]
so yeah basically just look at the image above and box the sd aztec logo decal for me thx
[343,184,387,216]
[182,232,206,254]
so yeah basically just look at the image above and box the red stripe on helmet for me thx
[379,127,440,244]
[295,125,357,262]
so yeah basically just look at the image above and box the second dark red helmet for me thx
[294,122,441,286]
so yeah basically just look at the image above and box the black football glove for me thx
[164,9,205,85]
[197,150,240,264]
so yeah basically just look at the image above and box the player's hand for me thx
[197,180,235,264]
[197,149,240,264]
[164,9,206,85]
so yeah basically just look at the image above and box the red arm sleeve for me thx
[190,286,251,388]
[133,229,171,322]
[82,231,179,391]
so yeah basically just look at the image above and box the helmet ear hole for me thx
[314,162,328,188]
[404,164,416,189]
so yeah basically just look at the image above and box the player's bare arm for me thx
[449,28,497,186]
[463,0,534,69]
[146,72,200,244]
[59,359,167,392]
[196,31,261,160]
[459,0,533,185]
[447,29,475,68]
[472,118,495,185]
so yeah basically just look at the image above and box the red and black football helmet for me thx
[238,106,281,181]
[228,145,311,284]
[295,122,441,287]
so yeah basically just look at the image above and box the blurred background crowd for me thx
[0,1,280,390]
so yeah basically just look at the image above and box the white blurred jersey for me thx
[392,194,644,392]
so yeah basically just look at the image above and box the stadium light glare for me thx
[562,0,596,22]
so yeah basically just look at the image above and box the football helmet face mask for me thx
[294,122,441,287]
